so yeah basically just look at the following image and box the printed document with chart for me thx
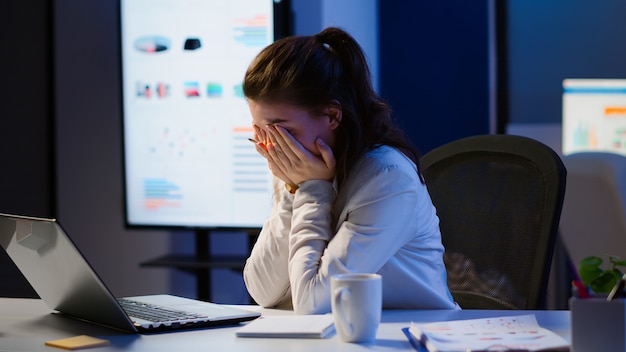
[408,314,568,351]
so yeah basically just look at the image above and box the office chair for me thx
[559,152,626,269]
[421,134,567,309]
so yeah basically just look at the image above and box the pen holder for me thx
[570,297,626,352]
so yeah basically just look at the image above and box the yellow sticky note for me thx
[44,335,110,350]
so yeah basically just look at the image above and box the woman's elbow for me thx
[243,270,272,307]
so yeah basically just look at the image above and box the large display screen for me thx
[562,79,626,156]
[121,0,288,229]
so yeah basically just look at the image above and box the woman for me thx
[242,27,457,314]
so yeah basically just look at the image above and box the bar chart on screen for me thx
[562,79,626,156]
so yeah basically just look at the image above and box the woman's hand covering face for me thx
[252,124,335,187]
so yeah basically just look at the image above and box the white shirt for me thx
[243,145,458,314]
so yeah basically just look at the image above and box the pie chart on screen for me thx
[134,36,171,53]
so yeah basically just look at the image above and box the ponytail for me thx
[313,28,372,98]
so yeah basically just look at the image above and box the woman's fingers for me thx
[255,123,335,185]
[269,125,304,161]
[316,138,336,172]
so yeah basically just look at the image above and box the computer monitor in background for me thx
[562,79,626,156]
[120,0,290,230]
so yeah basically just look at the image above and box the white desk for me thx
[0,298,571,351]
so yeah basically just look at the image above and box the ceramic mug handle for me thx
[333,286,353,338]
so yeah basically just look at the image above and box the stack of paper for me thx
[236,314,335,339]
[408,314,568,351]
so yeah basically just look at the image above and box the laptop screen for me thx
[0,213,261,332]
[0,213,136,331]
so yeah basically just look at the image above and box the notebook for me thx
[236,314,336,339]
[0,212,260,333]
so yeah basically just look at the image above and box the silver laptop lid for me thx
[0,213,137,332]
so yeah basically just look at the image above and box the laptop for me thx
[0,212,260,333]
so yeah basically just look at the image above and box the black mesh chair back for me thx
[421,135,567,309]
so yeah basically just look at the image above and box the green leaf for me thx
[580,256,603,270]
[612,260,626,267]
[579,266,603,286]
[590,270,622,293]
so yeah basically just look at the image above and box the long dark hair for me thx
[243,27,422,186]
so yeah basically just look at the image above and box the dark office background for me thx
[2,0,626,300]
[1,1,54,297]
[380,1,491,154]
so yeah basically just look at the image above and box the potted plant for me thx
[578,255,626,294]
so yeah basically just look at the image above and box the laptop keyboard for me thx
[117,298,209,323]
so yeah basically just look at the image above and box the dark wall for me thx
[507,0,626,124]
[0,1,55,217]
[0,0,53,297]
[379,1,491,154]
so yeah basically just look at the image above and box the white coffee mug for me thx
[330,273,382,343]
